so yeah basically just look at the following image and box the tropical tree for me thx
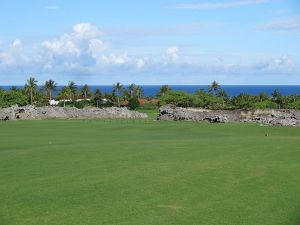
[43,79,57,101]
[24,77,38,105]
[258,92,270,102]
[272,90,283,109]
[81,84,91,99]
[128,83,137,98]
[157,85,171,97]
[136,86,144,98]
[209,81,220,95]
[112,82,125,107]
[92,89,102,108]
[0,89,28,108]
[127,84,143,99]
[217,90,229,108]
[58,86,72,107]
[67,81,77,100]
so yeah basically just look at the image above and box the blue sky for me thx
[0,0,299,85]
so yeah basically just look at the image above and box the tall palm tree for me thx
[81,84,90,99]
[128,83,136,98]
[157,85,171,97]
[67,81,77,100]
[43,79,57,101]
[272,89,283,109]
[58,86,72,107]
[136,86,144,99]
[92,89,102,108]
[25,77,38,105]
[209,81,220,95]
[112,82,124,107]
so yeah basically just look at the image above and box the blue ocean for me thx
[1,85,300,97]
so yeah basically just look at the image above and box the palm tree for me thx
[67,81,77,101]
[92,89,102,108]
[81,84,90,99]
[217,90,229,108]
[58,86,72,107]
[157,85,171,97]
[136,86,144,99]
[272,90,283,109]
[209,81,220,95]
[24,77,38,105]
[112,82,125,107]
[43,79,57,101]
[128,83,136,98]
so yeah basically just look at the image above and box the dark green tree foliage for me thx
[24,77,38,105]
[43,80,57,100]
[159,91,203,108]
[1,77,300,110]
[0,89,28,108]
[80,84,91,99]
[112,82,125,107]
[92,89,103,107]
[128,97,140,110]
[272,90,284,109]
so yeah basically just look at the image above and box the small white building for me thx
[49,99,60,106]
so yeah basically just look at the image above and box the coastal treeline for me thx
[0,78,300,110]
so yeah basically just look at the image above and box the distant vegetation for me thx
[1,78,300,109]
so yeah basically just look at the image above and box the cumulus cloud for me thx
[41,23,104,58]
[0,22,298,82]
[174,0,270,10]
[257,17,300,32]
[101,54,128,65]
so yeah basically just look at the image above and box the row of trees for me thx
[158,82,300,110]
[0,78,145,109]
[1,78,300,110]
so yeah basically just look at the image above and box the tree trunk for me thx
[30,88,33,105]
[117,97,120,107]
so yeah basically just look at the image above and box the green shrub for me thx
[0,90,28,108]
[252,101,277,109]
[159,91,202,107]
[128,97,140,110]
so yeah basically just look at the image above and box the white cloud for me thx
[164,47,179,61]
[174,0,270,10]
[73,23,102,39]
[257,17,300,31]
[88,39,107,59]
[0,22,298,83]
[12,39,22,49]
[101,54,128,65]
[255,55,295,73]
[136,59,145,69]
[41,23,104,58]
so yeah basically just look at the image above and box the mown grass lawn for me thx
[0,115,300,225]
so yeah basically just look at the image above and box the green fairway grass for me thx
[0,118,300,225]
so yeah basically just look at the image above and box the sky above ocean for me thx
[0,0,299,85]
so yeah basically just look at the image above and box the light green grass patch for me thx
[0,119,300,225]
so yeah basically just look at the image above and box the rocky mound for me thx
[0,105,148,121]
[158,105,300,127]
